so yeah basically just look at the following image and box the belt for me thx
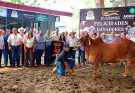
[11,45,20,47]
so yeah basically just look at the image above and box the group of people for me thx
[0,27,84,70]
[1,26,135,75]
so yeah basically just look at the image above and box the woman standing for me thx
[0,29,4,67]
[59,32,66,43]
[24,32,35,67]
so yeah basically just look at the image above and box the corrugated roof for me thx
[0,1,72,17]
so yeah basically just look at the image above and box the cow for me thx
[79,34,135,80]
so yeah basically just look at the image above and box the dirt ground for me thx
[0,64,135,93]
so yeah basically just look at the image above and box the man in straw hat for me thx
[18,27,26,66]
[66,31,78,60]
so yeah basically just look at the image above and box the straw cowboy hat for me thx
[18,27,26,32]
[70,31,76,34]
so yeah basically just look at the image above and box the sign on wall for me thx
[7,9,22,19]
[0,7,7,17]
[23,12,36,21]
[80,7,135,35]
[36,14,48,22]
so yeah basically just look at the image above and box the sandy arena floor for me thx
[0,64,134,93]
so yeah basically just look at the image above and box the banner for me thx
[80,7,135,35]
[0,7,7,17]
[7,9,22,19]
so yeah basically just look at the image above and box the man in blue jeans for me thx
[44,29,53,66]
[7,28,22,67]
[78,45,85,65]
[35,31,45,66]
[3,29,12,67]
[52,43,75,75]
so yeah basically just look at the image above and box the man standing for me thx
[3,29,12,67]
[44,29,53,66]
[8,28,22,67]
[18,27,26,66]
[0,29,4,67]
[35,31,45,66]
[66,31,78,60]
[52,28,60,41]
[78,32,85,65]
[108,31,120,43]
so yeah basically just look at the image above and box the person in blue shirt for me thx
[52,43,75,76]
[35,31,45,66]
[3,29,12,67]
[100,33,110,43]
[43,29,53,66]
[108,31,120,43]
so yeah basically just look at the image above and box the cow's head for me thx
[79,34,93,46]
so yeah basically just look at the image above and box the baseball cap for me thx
[63,43,69,48]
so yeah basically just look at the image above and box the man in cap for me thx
[52,43,75,75]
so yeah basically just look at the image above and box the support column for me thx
[95,0,105,8]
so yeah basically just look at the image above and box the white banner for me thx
[0,7,7,17]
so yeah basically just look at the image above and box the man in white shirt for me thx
[52,28,60,41]
[66,31,78,60]
[18,27,26,66]
[8,28,22,67]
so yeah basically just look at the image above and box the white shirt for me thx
[0,35,4,49]
[20,34,25,43]
[131,37,135,43]
[52,33,60,41]
[7,34,22,46]
[26,38,34,48]
[66,36,78,47]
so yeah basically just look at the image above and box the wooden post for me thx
[95,0,105,8]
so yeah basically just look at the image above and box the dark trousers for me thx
[0,49,2,66]
[24,47,34,67]
[21,44,24,66]
[11,46,20,67]
[69,47,76,60]
[3,49,12,66]
[35,49,44,66]
[78,49,85,65]
[44,45,52,66]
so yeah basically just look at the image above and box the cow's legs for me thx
[93,61,99,80]
[132,62,135,79]
[124,62,130,77]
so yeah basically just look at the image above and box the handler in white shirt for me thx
[66,31,78,60]
[0,29,4,67]
[7,28,22,67]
